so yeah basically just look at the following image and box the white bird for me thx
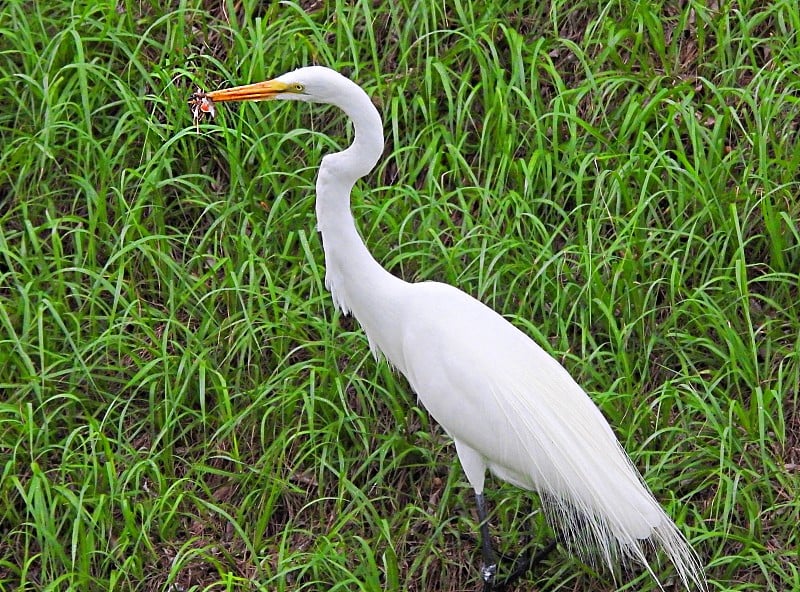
[200,66,706,591]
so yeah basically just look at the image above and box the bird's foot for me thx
[493,539,558,592]
[481,563,497,592]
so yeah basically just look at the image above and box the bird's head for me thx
[203,66,352,107]
[195,65,383,178]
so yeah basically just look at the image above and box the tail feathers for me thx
[490,376,707,590]
[542,484,707,591]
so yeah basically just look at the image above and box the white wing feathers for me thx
[391,281,704,590]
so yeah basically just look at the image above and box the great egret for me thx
[199,66,706,591]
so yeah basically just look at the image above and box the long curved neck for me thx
[314,78,407,360]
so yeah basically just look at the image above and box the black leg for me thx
[475,492,497,591]
[496,502,558,591]
[472,494,559,591]
[510,501,535,579]
[496,538,558,591]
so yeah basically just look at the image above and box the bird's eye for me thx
[294,83,305,92]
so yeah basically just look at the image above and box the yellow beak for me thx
[205,79,294,103]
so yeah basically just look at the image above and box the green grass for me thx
[1,0,799,590]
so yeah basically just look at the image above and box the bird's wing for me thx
[397,281,697,574]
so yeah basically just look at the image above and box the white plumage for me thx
[205,66,706,590]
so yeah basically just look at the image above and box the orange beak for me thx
[205,79,294,103]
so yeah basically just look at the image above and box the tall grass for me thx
[1,0,798,590]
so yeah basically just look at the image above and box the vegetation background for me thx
[1,0,798,590]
